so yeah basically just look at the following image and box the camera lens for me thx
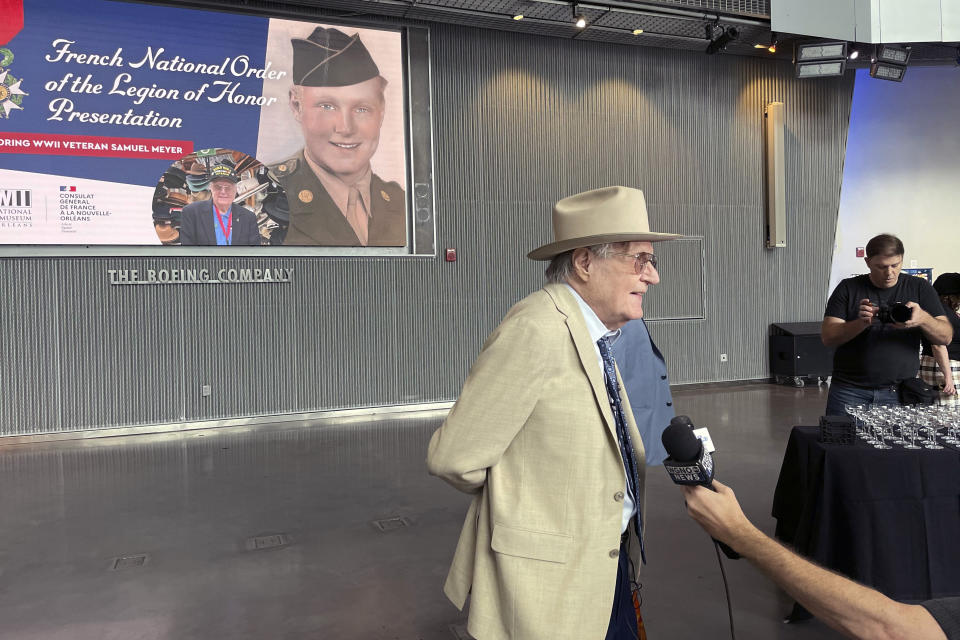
[889,302,912,323]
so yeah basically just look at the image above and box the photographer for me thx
[822,234,952,415]
[681,481,958,640]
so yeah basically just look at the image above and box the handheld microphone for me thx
[662,416,740,560]
[662,416,715,486]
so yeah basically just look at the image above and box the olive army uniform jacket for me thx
[271,150,406,247]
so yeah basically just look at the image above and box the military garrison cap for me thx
[291,27,380,87]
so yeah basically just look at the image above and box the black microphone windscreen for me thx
[670,415,694,429]
[661,421,702,462]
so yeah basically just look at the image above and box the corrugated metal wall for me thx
[0,24,853,436]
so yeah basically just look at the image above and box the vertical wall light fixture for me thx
[764,102,786,248]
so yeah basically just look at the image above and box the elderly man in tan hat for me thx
[428,186,680,640]
[272,27,405,247]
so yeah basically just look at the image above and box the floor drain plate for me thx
[245,533,290,551]
[110,554,148,571]
[372,516,411,532]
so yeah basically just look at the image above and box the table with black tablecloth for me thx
[772,426,960,601]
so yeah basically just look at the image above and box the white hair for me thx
[544,243,618,283]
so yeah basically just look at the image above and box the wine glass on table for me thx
[846,404,872,444]
[865,405,891,449]
[879,404,906,446]
[900,406,922,450]
[919,406,944,449]
[944,406,960,445]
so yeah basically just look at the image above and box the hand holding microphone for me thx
[662,416,740,560]
[681,481,759,555]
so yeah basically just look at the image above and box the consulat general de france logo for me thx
[0,48,28,119]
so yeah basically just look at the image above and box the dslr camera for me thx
[876,302,912,324]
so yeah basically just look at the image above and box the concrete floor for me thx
[0,382,848,639]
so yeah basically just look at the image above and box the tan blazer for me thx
[427,283,647,640]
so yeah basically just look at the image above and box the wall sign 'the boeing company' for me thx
[107,267,294,285]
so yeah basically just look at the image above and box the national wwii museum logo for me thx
[0,188,33,229]
[0,47,28,118]
[0,189,31,208]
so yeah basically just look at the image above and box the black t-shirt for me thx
[823,274,945,387]
[922,597,960,640]
[921,308,960,360]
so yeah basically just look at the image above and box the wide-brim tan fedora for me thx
[528,185,681,261]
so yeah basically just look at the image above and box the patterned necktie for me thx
[597,336,646,564]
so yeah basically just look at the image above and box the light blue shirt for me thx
[564,284,637,534]
[213,204,233,246]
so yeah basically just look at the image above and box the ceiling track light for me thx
[763,32,778,54]
[512,0,532,21]
[571,3,587,28]
[705,23,739,55]
[705,21,722,42]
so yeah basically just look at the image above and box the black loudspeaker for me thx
[769,322,835,386]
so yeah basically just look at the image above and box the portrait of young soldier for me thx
[271,27,406,247]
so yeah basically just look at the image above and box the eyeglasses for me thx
[609,251,658,274]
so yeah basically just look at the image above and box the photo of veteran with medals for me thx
[261,24,407,248]
[179,163,261,246]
